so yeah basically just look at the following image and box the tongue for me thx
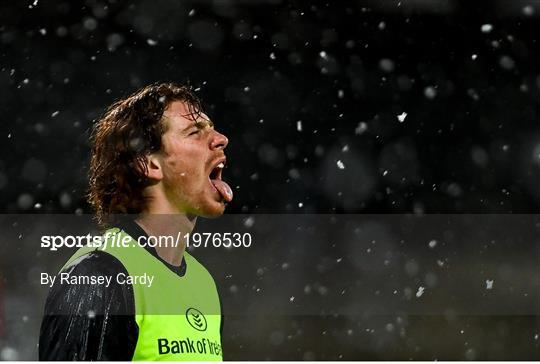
[211,179,233,202]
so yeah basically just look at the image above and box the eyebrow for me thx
[181,118,214,132]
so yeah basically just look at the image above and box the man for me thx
[39,83,233,360]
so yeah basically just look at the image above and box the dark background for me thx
[1,0,540,360]
[2,0,540,215]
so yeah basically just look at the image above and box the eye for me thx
[188,129,200,136]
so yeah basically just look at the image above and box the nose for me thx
[210,129,228,150]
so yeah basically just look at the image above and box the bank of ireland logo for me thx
[186,307,207,331]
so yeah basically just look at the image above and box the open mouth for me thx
[208,159,233,203]
[209,162,224,181]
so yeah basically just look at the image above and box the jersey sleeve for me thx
[38,251,138,361]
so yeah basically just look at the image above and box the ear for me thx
[143,154,163,181]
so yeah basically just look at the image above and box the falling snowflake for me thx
[336,160,345,169]
[424,86,437,99]
[437,260,444,267]
[428,239,438,248]
[416,286,425,297]
[296,120,302,132]
[147,39,158,46]
[397,112,407,122]
[481,24,493,33]
[355,122,368,135]
[243,216,255,228]
[486,279,494,289]
[499,55,515,70]
[0,347,19,361]
[523,5,534,16]
[379,58,395,73]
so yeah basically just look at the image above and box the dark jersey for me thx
[38,220,187,361]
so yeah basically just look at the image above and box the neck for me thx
[135,212,197,267]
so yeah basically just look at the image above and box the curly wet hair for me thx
[88,82,203,226]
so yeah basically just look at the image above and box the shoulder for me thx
[44,250,134,316]
[40,250,138,360]
[63,249,127,275]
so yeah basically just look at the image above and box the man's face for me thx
[155,101,233,217]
